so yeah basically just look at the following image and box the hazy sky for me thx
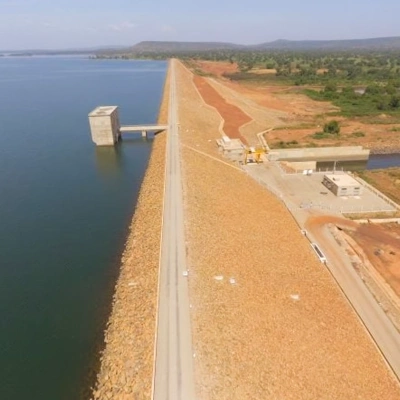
[0,0,399,50]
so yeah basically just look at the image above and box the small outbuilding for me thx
[322,173,362,197]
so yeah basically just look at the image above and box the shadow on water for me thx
[94,137,154,177]
[95,145,124,177]
[316,160,368,172]
[316,154,400,172]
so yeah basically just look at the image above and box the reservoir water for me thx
[0,57,167,400]
[316,154,400,171]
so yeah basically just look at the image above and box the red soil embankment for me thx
[193,75,251,144]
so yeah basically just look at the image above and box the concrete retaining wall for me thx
[268,146,370,162]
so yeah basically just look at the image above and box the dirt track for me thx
[177,60,400,399]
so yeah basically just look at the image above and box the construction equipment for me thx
[244,147,266,164]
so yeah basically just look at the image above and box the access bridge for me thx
[88,105,168,146]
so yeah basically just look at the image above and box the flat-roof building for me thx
[88,106,120,146]
[322,173,362,197]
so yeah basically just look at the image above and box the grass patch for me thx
[351,131,366,137]
[312,132,332,139]
[274,140,299,148]
[356,168,400,205]
[346,211,400,219]
[273,123,316,130]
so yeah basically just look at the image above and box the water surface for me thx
[0,57,166,400]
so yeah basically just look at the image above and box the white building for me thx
[322,173,362,197]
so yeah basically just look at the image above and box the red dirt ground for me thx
[193,75,251,144]
[348,222,400,297]
[307,215,400,299]
[194,60,239,77]
[192,61,400,151]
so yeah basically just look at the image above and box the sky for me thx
[0,0,399,50]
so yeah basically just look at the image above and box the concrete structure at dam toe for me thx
[267,146,370,163]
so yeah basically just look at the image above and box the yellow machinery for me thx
[244,147,266,164]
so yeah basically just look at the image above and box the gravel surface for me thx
[175,61,400,400]
[90,69,169,400]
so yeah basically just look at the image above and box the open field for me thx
[190,60,400,152]
[176,60,400,399]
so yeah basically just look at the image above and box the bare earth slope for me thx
[176,60,400,399]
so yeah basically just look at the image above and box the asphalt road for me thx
[245,163,400,381]
[305,216,400,381]
[152,60,196,400]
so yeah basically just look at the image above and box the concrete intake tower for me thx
[88,106,168,146]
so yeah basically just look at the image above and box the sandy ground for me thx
[176,60,400,399]
[90,69,170,400]
[191,60,400,152]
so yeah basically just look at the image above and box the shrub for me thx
[323,120,340,135]
[389,96,400,109]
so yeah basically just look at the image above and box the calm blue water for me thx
[0,57,167,400]
[367,153,400,169]
[317,153,400,171]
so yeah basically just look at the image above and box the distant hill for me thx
[129,41,245,53]
[5,36,400,57]
[253,37,400,50]
[126,37,400,53]
[1,46,127,56]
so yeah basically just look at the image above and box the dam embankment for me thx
[91,65,170,399]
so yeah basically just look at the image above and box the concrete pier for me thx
[88,106,168,146]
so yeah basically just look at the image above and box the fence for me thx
[352,175,400,211]
[243,167,397,216]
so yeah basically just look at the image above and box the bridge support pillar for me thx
[142,130,147,138]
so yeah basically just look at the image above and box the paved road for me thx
[305,218,400,381]
[153,60,196,400]
[245,163,400,381]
